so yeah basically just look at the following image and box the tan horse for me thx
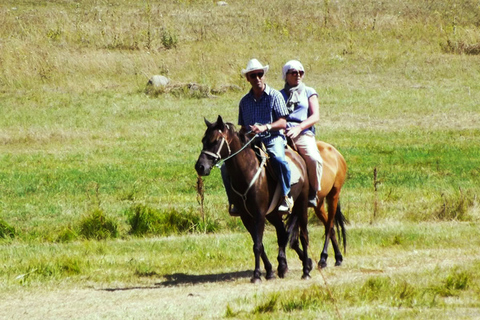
[289,140,348,269]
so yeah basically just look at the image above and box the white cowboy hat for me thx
[282,60,305,80]
[241,59,269,76]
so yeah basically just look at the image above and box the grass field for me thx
[1,0,480,318]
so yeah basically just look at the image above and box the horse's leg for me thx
[330,227,343,266]
[267,213,288,278]
[297,204,312,279]
[315,198,330,269]
[256,216,275,280]
[319,192,340,269]
[241,213,272,283]
[331,203,346,266]
[299,223,311,279]
[290,236,305,263]
[284,200,313,279]
[260,244,275,280]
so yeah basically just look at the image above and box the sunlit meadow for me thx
[0,0,479,318]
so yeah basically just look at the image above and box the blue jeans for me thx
[263,137,291,196]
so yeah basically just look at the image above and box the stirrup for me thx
[278,196,293,213]
[308,194,318,208]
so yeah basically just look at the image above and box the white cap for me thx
[282,60,305,80]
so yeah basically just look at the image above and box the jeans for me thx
[263,137,291,196]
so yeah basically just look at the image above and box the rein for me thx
[200,128,269,217]
[230,155,267,217]
[201,129,260,168]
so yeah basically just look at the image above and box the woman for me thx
[280,60,323,207]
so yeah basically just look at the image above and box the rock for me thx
[148,75,169,87]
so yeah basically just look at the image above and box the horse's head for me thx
[195,115,234,176]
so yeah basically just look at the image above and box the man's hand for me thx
[249,124,268,134]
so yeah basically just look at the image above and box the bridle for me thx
[199,127,267,217]
[200,130,231,166]
[200,127,260,168]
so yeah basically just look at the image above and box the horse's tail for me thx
[335,202,348,254]
[286,213,300,249]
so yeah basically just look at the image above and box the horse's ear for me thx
[216,115,226,130]
[204,117,212,127]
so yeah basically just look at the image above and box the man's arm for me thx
[249,117,286,134]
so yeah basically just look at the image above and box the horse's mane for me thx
[205,118,252,148]
[224,122,245,143]
[225,122,253,145]
[225,122,236,133]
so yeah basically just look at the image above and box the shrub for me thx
[433,190,476,221]
[433,268,470,297]
[128,204,164,236]
[127,204,219,236]
[160,28,178,49]
[55,226,79,243]
[441,39,480,55]
[0,219,16,239]
[78,208,119,240]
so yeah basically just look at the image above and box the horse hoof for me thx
[301,273,311,280]
[277,267,288,279]
[335,261,342,267]
[307,258,313,272]
[251,277,262,284]
[266,272,276,280]
[318,261,327,269]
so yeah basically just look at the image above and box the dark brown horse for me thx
[289,140,348,269]
[195,115,312,283]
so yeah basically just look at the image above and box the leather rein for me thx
[200,127,260,168]
[200,128,265,217]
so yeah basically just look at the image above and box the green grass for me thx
[236,262,480,319]
[0,0,479,318]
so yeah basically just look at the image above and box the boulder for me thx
[148,75,169,87]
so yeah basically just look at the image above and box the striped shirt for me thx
[238,84,289,144]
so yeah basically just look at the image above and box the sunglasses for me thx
[287,71,304,77]
[248,72,264,79]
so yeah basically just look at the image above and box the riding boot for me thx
[308,188,318,208]
[278,195,294,213]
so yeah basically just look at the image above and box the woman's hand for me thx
[286,125,302,139]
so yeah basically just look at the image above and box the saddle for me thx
[252,143,302,214]
[254,144,302,185]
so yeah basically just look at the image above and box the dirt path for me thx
[1,263,332,319]
[2,247,478,319]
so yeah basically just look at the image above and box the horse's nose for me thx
[195,161,205,175]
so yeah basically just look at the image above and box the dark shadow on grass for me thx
[99,270,252,292]
[157,270,252,286]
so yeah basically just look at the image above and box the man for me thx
[225,58,293,214]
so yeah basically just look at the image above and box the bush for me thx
[441,39,480,55]
[0,219,16,239]
[160,28,178,49]
[55,226,79,243]
[433,190,476,221]
[433,268,470,297]
[127,204,219,236]
[78,208,119,240]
